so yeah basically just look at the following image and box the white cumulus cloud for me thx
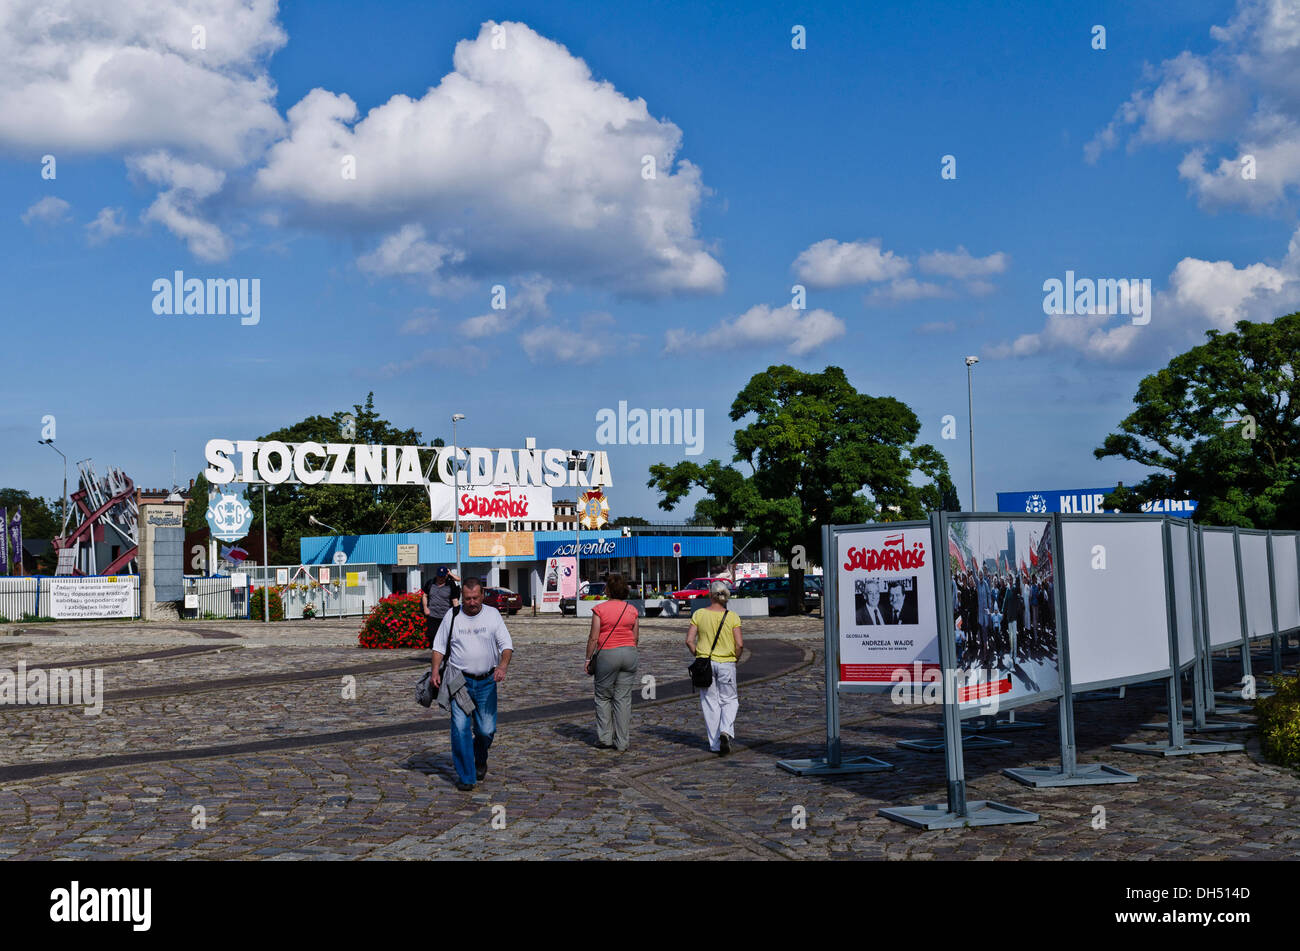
[987,227,1300,364]
[256,21,723,296]
[1085,0,1300,214]
[0,0,285,166]
[665,303,845,356]
[21,195,70,225]
[791,238,909,288]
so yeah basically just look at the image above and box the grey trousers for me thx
[593,645,639,750]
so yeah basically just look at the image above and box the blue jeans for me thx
[449,673,497,785]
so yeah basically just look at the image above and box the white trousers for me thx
[699,661,738,751]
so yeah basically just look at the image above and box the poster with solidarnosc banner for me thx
[836,524,939,686]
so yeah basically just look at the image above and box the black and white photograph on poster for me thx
[854,577,919,625]
[837,527,939,685]
[948,518,1060,707]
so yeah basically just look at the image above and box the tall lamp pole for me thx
[38,439,68,535]
[262,485,270,622]
[452,414,465,583]
[965,355,979,511]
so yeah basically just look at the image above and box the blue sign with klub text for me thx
[997,487,1198,516]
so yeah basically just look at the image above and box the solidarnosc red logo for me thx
[843,533,927,572]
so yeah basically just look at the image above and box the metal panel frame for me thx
[939,511,1065,715]
[1056,513,1174,691]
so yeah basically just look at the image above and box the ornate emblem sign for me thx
[1024,493,1048,514]
[206,493,254,542]
[577,488,610,530]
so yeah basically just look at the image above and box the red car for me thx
[670,577,735,606]
[482,587,522,615]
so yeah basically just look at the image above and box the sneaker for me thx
[476,763,488,781]
[455,781,475,792]
[719,735,731,755]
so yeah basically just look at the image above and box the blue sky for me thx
[3,0,1298,520]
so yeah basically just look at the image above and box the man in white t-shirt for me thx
[430,578,514,791]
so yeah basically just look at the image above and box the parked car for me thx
[669,577,735,607]
[482,586,522,615]
[560,581,606,615]
[733,576,821,615]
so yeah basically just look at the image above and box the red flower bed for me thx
[250,586,285,622]
[358,592,428,649]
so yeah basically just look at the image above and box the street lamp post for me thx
[965,356,979,511]
[38,439,68,536]
[262,485,270,622]
[452,414,465,583]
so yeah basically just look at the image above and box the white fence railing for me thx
[0,576,141,621]
[243,564,384,619]
[183,575,248,619]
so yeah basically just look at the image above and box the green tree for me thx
[246,394,444,563]
[1095,313,1300,528]
[0,489,61,541]
[184,472,211,533]
[1099,481,1146,514]
[647,365,958,613]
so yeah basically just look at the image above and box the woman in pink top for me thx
[584,573,639,751]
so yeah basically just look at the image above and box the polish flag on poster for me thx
[948,536,966,573]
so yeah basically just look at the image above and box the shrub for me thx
[249,586,285,622]
[359,592,427,649]
[1256,674,1300,769]
[0,614,8,624]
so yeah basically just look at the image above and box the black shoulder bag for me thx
[688,610,730,689]
[416,606,460,707]
[587,602,630,676]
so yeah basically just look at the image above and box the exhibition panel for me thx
[944,514,1063,713]
[1238,530,1274,642]
[1271,532,1300,634]
[835,522,939,691]
[1059,518,1171,689]
[1169,520,1198,670]
[1201,529,1244,650]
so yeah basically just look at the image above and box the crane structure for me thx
[51,461,139,575]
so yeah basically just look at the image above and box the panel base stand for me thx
[1178,704,1251,715]
[775,755,894,776]
[1139,720,1254,733]
[1111,738,1245,757]
[966,715,1045,732]
[1076,688,1126,702]
[1214,689,1269,702]
[879,800,1038,829]
[897,733,1012,753]
[1002,763,1138,787]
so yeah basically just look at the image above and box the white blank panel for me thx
[1272,534,1300,632]
[1202,530,1242,649]
[1062,520,1170,687]
[1239,533,1273,639]
[1169,523,1196,667]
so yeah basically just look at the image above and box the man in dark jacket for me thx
[422,567,460,649]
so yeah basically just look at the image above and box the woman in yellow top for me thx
[685,580,743,755]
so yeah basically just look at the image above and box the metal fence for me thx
[183,575,248,619]
[243,564,385,619]
[0,575,141,621]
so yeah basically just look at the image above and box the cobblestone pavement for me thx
[0,617,1296,859]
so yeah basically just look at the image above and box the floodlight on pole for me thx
[39,438,69,536]
[965,356,979,511]
[452,414,465,582]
